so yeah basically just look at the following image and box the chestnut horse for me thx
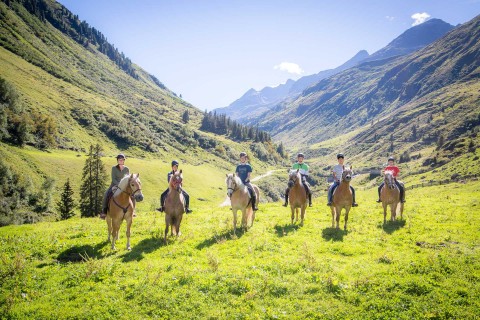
[329,166,354,230]
[287,169,308,224]
[380,170,404,223]
[106,173,143,250]
[164,170,186,244]
[226,173,259,233]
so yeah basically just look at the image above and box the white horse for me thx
[225,173,260,233]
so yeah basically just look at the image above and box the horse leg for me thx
[242,208,248,230]
[300,206,305,226]
[296,208,299,223]
[233,209,238,234]
[390,203,396,221]
[164,215,170,245]
[176,214,183,237]
[106,215,112,242]
[382,203,387,224]
[126,217,132,250]
[344,207,350,230]
[335,206,341,229]
[330,206,335,228]
[111,220,120,250]
[290,206,295,224]
[399,202,404,220]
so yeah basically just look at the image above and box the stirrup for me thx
[401,199,406,203]
[327,202,332,206]
[309,203,312,207]
[185,208,192,214]
[100,213,106,220]
[282,202,288,207]
[376,199,381,203]
[352,203,358,207]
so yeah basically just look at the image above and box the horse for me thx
[106,173,143,250]
[329,166,354,230]
[287,169,308,225]
[164,170,186,244]
[380,170,404,223]
[226,173,260,233]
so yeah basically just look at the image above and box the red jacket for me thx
[385,165,400,178]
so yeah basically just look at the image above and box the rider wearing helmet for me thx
[100,153,130,219]
[327,153,358,207]
[376,157,406,203]
[283,152,312,207]
[235,152,258,211]
[158,160,192,213]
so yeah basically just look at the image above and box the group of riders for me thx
[100,151,406,218]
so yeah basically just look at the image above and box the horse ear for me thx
[296,169,299,173]
[180,169,182,174]
[233,173,236,177]
[226,173,228,178]
[350,166,352,170]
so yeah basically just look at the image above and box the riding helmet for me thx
[171,160,179,166]
[336,153,344,159]
[240,152,247,157]
[116,153,126,160]
[297,153,305,158]
[388,157,395,162]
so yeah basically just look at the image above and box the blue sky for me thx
[58,0,480,110]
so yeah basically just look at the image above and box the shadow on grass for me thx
[274,223,302,237]
[380,219,406,234]
[321,227,348,242]
[56,242,109,263]
[195,229,245,250]
[120,236,163,262]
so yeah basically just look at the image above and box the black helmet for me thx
[240,152,247,157]
[116,153,126,160]
[171,160,179,166]
[337,153,344,159]
[388,157,395,162]
[297,153,305,158]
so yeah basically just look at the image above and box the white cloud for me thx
[385,16,395,21]
[411,12,431,26]
[274,62,304,75]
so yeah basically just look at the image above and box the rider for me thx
[283,153,313,207]
[100,153,130,219]
[235,152,258,211]
[158,160,192,213]
[376,157,406,203]
[327,153,358,207]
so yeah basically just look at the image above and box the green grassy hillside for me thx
[1,181,479,318]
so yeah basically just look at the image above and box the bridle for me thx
[113,176,142,217]
[384,171,396,189]
[227,176,237,198]
[170,175,183,193]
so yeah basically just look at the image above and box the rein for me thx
[113,178,141,219]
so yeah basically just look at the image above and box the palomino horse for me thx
[287,169,308,224]
[226,173,260,233]
[380,170,404,223]
[106,173,143,250]
[164,170,186,244]
[330,166,354,230]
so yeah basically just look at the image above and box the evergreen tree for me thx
[182,110,190,123]
[57,179,76,220]
[79,144,107,217]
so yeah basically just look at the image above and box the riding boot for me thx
[376,184,383,202]
[100,207,107,219]
[283,192,289,207]
[183,190,192,213]
[308,193,312,207]
[350,186,358,207]
[251,192,258,211]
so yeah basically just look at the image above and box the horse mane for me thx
[118,174,131,190]
[384,170,395,176]
[226,173,243,186]
[169,171,183,186]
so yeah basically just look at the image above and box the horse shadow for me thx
[379,219,406,234]
[195,229,246,250]
[120,236,163,262]
[321,227,348,242]
[56,242,110,263]
[274,223,302,237]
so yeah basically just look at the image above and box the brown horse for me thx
[226,173,260,233]
[106,173,143,250]
[164,170,186,244]
[287,169,308,224]
[380,170,404,223]
[329,166,354,230]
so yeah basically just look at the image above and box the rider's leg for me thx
[246,182,258,211]
[395,180,406,202]
[158,188,169,212]
[100,186,112,219]
[302,178,313,207]
[327,182,338,206]
[182,190,192,213]
[376,183,384,202]
[350,186,358,207]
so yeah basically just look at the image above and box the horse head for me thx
[170,170,183,192]
[225,173,238,198]
[384,170,396,189]
[128,173,144,202]
[288,169,300,188]
[342,166,353,183]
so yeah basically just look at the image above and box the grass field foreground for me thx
[1,181,479,319]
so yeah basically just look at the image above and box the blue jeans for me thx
[328,181,356,203]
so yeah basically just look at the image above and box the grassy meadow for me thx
[1,168,479,318]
